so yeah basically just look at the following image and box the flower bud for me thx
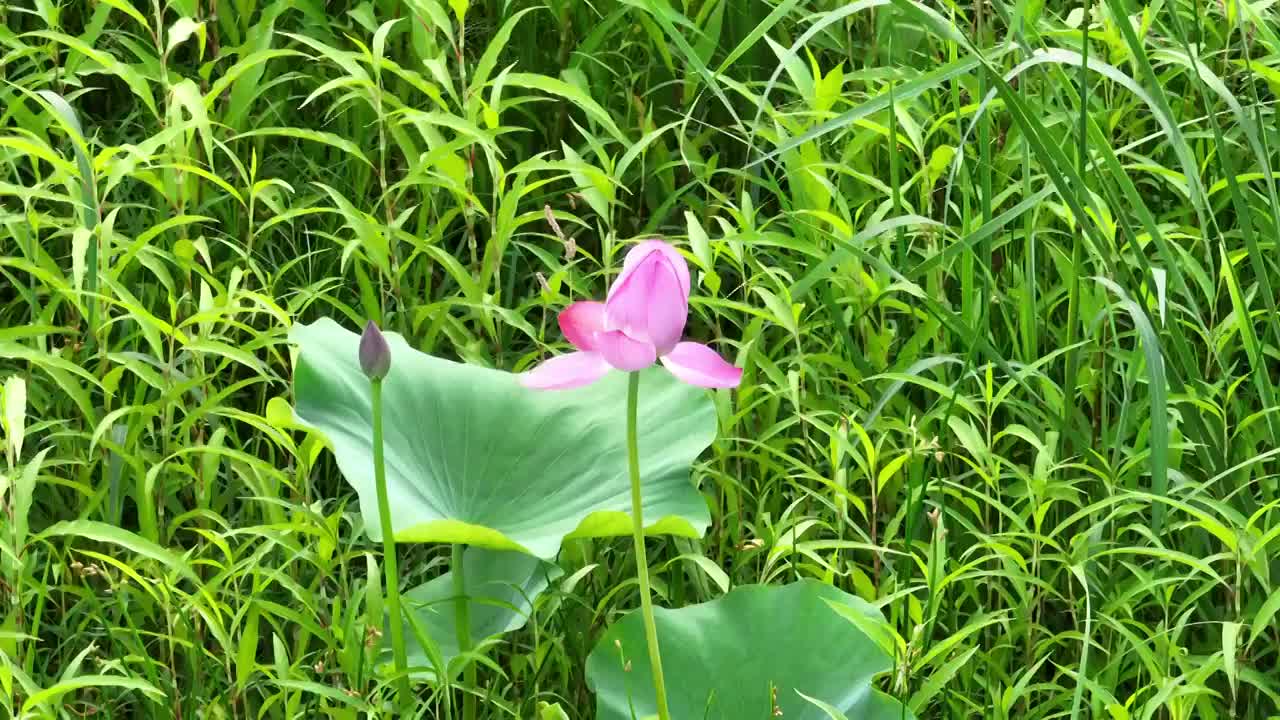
[359,321,391,380]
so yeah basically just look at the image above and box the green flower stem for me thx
[627,371,671,720]
[372,379,411,709]
[453,543,476,720]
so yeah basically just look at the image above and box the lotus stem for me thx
[372,379,412,708]
[453,543,476,720]
[627,371,671,720]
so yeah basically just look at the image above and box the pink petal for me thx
[644,255,688,353]
[559,301,607,352]
[520,351,610,390]
[604,252,688,354]
[609,240,691,303]
[596,330,657,371]
[660,342,742,388]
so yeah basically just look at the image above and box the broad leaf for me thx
[394,548,561,679]
[587,580,912,720]
[290,318,715,557]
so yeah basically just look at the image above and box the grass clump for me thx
[2,0,1279,717]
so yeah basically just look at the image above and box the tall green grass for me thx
[1,0,1279,717]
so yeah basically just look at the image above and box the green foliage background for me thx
[2,0,1279,717]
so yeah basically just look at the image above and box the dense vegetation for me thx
[3,0,1280,717]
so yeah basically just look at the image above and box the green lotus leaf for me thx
[391,548,562,680]
[587,580,914,720]
[290,318,715,558]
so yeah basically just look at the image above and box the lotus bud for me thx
[359,321,391,381]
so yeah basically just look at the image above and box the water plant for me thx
[520,238,741,719]
[4,0,1279,717]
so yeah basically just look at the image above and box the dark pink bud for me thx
[359,321,391,380]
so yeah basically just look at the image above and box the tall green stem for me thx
[627,372,671,720]
[453,543,476,720]
[372,380,411,708]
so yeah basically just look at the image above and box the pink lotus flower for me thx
[522,240,742,390]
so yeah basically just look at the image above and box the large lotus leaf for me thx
[587,580,914,720]
[390,548,562,680]
[290,318,715,558]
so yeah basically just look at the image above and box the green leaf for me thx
[265,397,298,429]
[749,53,984,168]
[28,34,158,119]
[715,0,802,73]
[560,141,613,221]
[394,548,561,679]
[371,20,401,83]
[753,286,800,337]
[24,675,163,707]
[11,449,48,558]
[764,35,813,101]
[587,581,913,719]
[616,0,744,133]
[449,0,468,22]
[236,604,259,692]
[908,646,977,712]
[38,520,199,583]
[71,228,92,292]
[797,690,850,720]
[34,90,97,228]
[290,318,715,557]
[170,79,215,169]
[233,128,371,166]
[3,376,26,462]
[470,7,539,96]
[537,701,571,720]
[1249,585,1280,646]
[274,680,373,711]
[684,211,720,293]
[0,340,103,390]
[503,73,628,145]
[1094,277,1168,531]
[97,0,149,28]
[167,17,206,57]
[1223,621,1241,695]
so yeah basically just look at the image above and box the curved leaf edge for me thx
[288,318,714,559]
